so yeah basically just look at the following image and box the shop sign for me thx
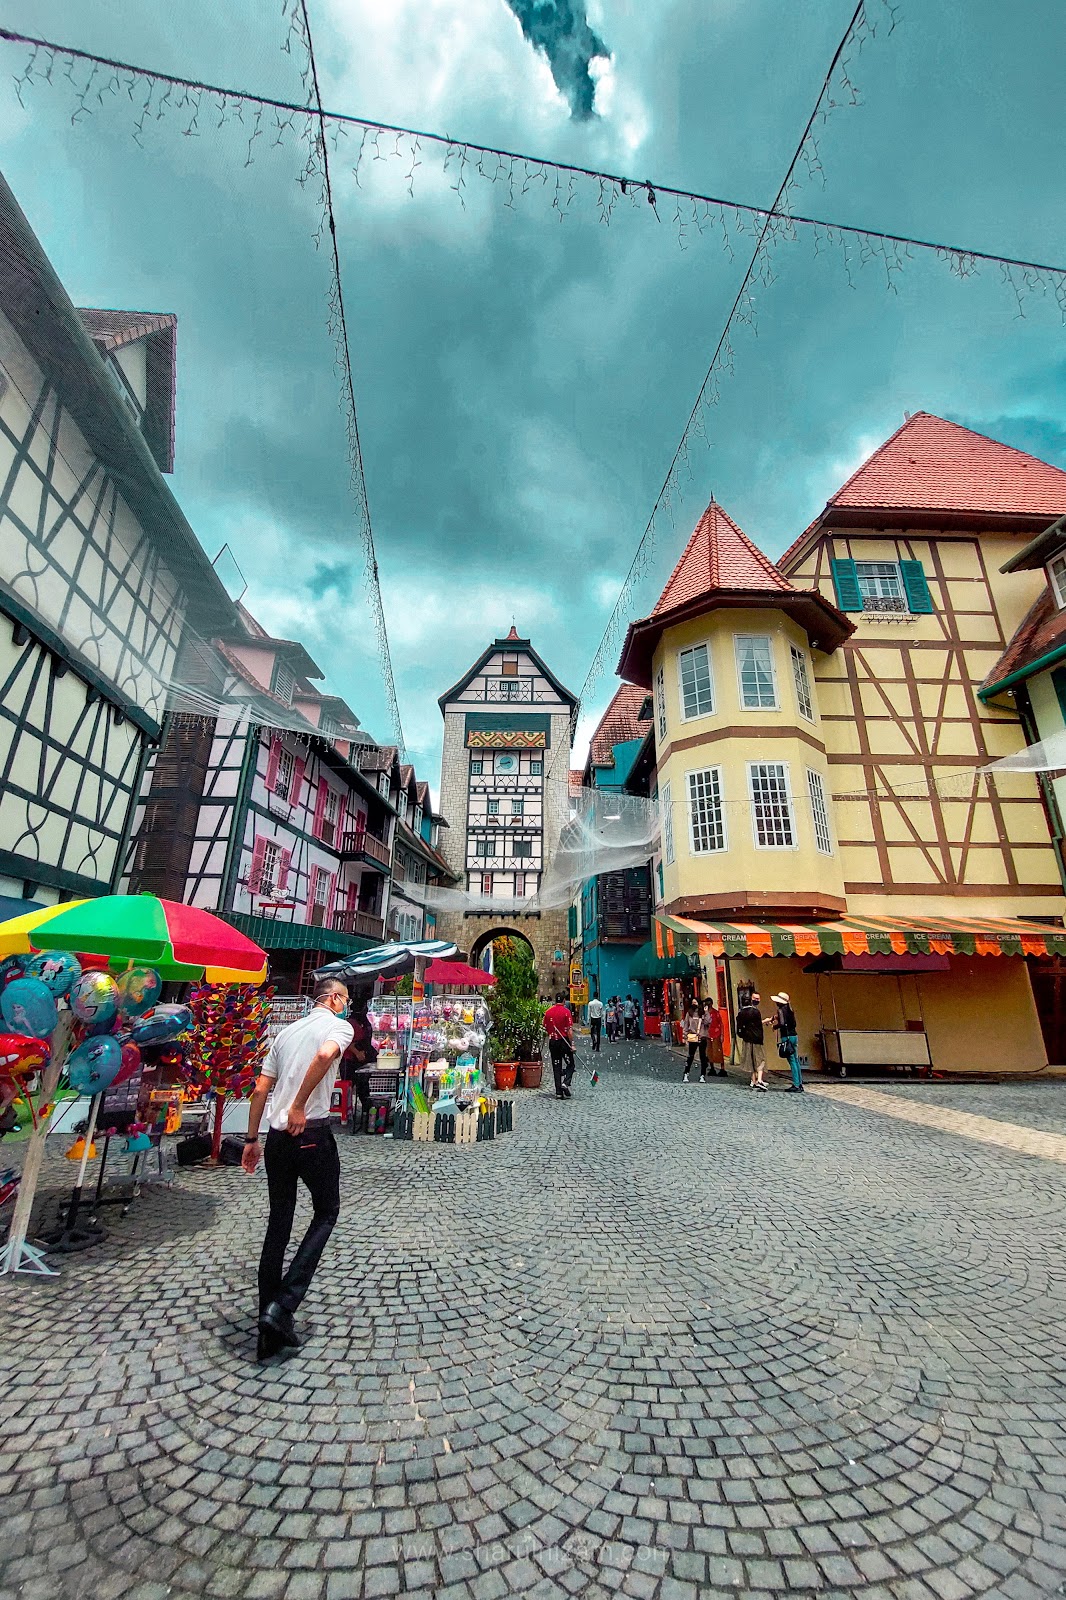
[570,981,589,1006]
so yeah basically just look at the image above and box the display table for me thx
[821,1028,931,1070]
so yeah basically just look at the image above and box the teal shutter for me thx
[899,559,934,613]
[1052,666,1066,725]
[830,558,863,612]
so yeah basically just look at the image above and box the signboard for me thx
[570,981,589,1006]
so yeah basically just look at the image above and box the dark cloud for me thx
[503,0,608,119]
[308,561,355,600]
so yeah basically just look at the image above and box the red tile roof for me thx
[569,769,585,798]
[982,588,1066,692]
[829,412,1066,518]
[589,683,652,769]
[653,501,793,616]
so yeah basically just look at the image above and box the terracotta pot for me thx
[517,1059,543,1090]
[493,1062,518,1091]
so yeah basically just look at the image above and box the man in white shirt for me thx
[243,977,354,1358]
[586,995,604,1053]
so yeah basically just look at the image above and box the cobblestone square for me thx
[3,1041,1066,1599]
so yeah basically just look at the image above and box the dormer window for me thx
[501,654,519,676]
[1049,553,1066,609]
[271,660,296,705]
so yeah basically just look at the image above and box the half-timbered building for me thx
[0,172,235,904]
[618,415,1066,1074]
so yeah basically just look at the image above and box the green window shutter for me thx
[899,559,934,613]
[830,558,863,612]
[1052,666,1066,724]
[568,906,578,940]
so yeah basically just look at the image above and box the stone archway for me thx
[468,926,536,975]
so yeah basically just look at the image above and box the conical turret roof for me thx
[653,501,793,615]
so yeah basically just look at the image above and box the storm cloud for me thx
[503,0,609,119]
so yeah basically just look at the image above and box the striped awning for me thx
[654,913,1066,960]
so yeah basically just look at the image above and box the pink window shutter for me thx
[326,871,338,924]
[335,795,347,851]
[277,848,292,892]
[291,756,305,809]
[312,779,328,839]
[248,836,267,894]
[265,738,281,793]
[306,864,320,919]
[346,880,358,911]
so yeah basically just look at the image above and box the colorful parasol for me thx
[0,895,268,983]
[424,960,496,988]
[315,937,457,983]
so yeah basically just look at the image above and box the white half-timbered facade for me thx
[0,173,234,901]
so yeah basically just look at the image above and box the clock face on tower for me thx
[494,753,519,775]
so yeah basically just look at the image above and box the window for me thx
[661,781,675,865]
[271,660,295,705]
[513,839,533,858]
[481,872,494,895]
[378,772,389,796]
[514,872,526,897]
[259,840,280,894]
[1050,554,1066,609]
[807,769,833,855]
[678,644,714,720]
[748,763,795,848]
[530,759,543,776]
[475,837,496,857]
[855,560,905,612]
[397,791,408,820]
[496,678,528,701]
[687,767,726,854]
[512,799,524,816]
[274,747,294,801]
[321,786,339,845]
[413,805,422,834]
[470,758,483,775]
[487,799,500,816]
[657,860,664,899]
[735,636,777,709]
[654,666,668,741]
[501,654,519,676]
[790,645,815,722]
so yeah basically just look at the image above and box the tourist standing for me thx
[736,990,768,1092]
[622,993,637,1039]
[544,998,576,1099]
[682,1000,704,1082]
[606,997,620,1043]
[243,978,355,1358]
[770,992,803,1093]
[703,999,726,1077]
[587,994,604,1052]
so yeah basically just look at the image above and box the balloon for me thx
[1,978,58,1039]
[0,955,26,987]
[130,1004,193,1045]
[66,1035,122,1095]
[23,950,82,998]
[0,1032,50,1076]
[116,966,163,1018]
[115,1041,142,1085]
[69,971,120,1026]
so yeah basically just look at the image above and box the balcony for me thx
[332,908,386,940]
[341,826,391,872]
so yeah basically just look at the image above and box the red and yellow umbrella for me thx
[0,895,267,984]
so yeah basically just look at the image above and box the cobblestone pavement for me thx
[3,1041,1066,1600]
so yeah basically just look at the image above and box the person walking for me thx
[622,993,637,1040]
[736,989,768,1092]
[605,996,620,1043]
[243,978,355,1359]
[544,998,576,1099]
[587,994,604,1053]
[770,991,803,1092]
[703,998,726,1077]
[681,1000,705,1082]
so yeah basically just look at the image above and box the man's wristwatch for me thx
[244,1134,260,1145]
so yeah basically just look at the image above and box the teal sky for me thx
[2,0,1064,784]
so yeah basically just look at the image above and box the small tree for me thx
[487,939,542,1062]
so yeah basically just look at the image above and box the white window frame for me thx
[259,840,280,894]
[677,643,715,722]
[806,768,833,856]
[854,559,906,613]
[274,747,294,802]
[1050,554,1066,610]
[512,798,524,816]
[654,665,668,742]
[789,645,815,723]
[487,798,500,816]
[747,761,796,850]
[734,635,779,711]
[661,780,675,865]
[686,766,726,855]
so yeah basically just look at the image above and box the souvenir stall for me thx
[628,940,703,1044]
[0,895,267,1275]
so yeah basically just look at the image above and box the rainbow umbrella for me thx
[0,894,267,983]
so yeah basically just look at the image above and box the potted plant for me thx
[487,940,541,1090]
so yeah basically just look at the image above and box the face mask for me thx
[337,1001,350,1019]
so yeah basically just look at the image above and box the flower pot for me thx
[517,1059,543,1090]
[493,1062,518,1091]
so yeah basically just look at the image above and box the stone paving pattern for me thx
[3,1040,1066,1600]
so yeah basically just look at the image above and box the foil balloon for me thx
[69,970,120,1026]
[1,977,58,1039]
[66,1035,122,1095]
[23,950,82,998]
[116,965,163,1018]
[130,1004,193,1045]
[0,954,26,987]
[114,1040,142,1085]
[0,1032,50,1076]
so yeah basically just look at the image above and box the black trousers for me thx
[590,1019,602,1052]
[258,1121,341,1314]
[548,1038,575,1095]
[685,1039,708,1075]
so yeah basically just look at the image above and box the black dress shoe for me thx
[259,1301,301,1348]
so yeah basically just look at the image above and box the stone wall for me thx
[434,907,571,997]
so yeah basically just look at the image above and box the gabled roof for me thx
[618,499,851,688]
[980,588,1066,697]
[588,683,652,771]
[357,743,402,782]
[415,779,431,808]
[654,501,794,615]
[438,632,578,711]
[78,307,178,474]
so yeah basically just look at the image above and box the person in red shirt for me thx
[543,1000,576,1100]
